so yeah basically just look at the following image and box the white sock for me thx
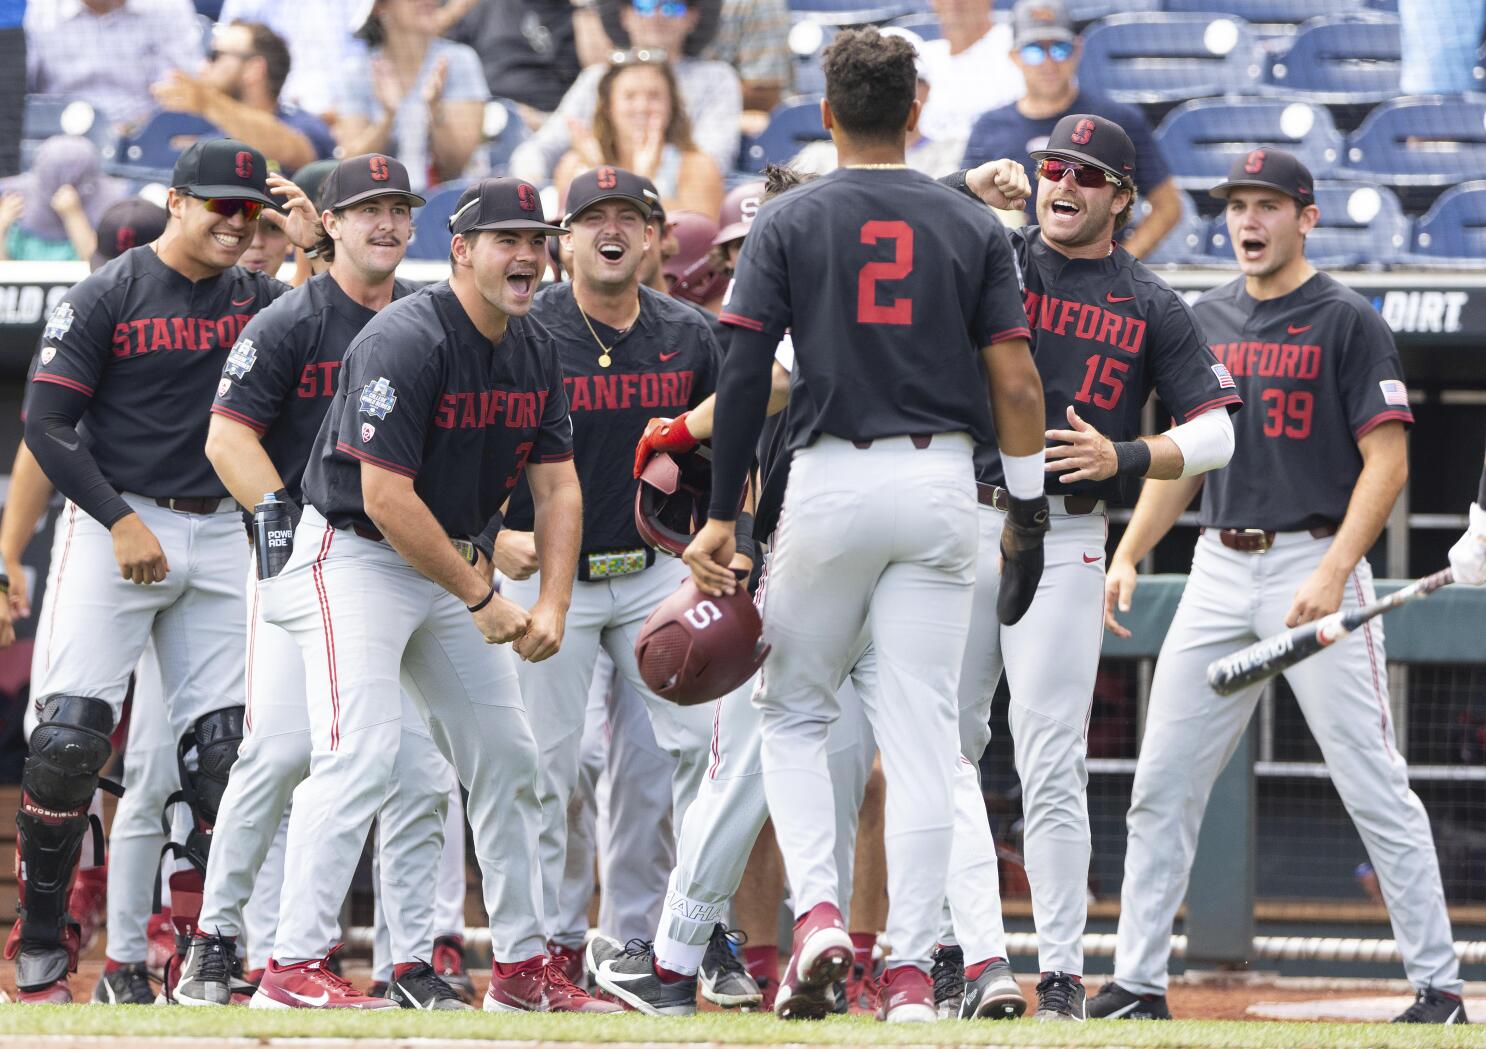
[654,926,706,976]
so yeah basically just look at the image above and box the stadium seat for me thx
[1064,0,1158,20]
[786,0,927,26]
[22,95,116,170]
[484,98,529,174]
[1155,97,1343,190]
[741,101,829,171]
[1207,180,1408,268]
[1410,181,1486,267]
[1261,15,1401,105]
[406,181,472,262]
[1077,14,1262,105]
[1163,0,1356,25]
[1341,95,1486,206]
[1134,194,1212,266]
[111,111,219,181]
[887,13,942,41]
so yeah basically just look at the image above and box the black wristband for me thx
[466,584,496,614]
[1113,440,1153,477]
[734,511,757,563]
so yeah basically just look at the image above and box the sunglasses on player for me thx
[1037,158,1120,189]
[1019,41,1074,65]
[631,0,687,16]
[185,193,266,221]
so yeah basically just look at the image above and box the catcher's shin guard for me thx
[6,696,114,983]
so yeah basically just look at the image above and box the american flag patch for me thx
[1211,363,1236,389]
[1379,379,1409,406]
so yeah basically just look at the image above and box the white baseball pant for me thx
[553,651,610,950]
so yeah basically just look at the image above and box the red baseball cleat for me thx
[249,948,398,1010]
[877,964,935,1023]
[146,910,175,981]
[775,902,853,1020]
[483,955,623,1013]
[432,933,476,1003]
[547,941,585,988]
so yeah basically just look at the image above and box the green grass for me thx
[0,1007,1482,1048]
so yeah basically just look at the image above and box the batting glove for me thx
[1448,502,1486,586]
[633,412,698,478]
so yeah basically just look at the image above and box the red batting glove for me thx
[633,412,698,477]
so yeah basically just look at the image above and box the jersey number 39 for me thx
[857,221,913,326]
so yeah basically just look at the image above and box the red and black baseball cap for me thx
[319,153,426,211]
[448,178,566,236]
[563,165,661,226]
[171,138,280,209]
[1031,114,1136,181]
[1209,147,1314,203]
[91,198,168,269]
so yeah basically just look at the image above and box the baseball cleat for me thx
[775,902,853,1021]
[586,935,697,1016]
[12,939,76,1004]
[930,943,965,1019]
[960,958,1026,1020]
[172,933,235,1007]
[485,954,624,1013]
[367,980,387,998]
[547,940,586,991]
[433,934,477,1002]
[1033,971,1086,1021]
[91,961,154,1005]
[387,962,473,1010]
[877,964,936,1023]
[1393,987,1468,1024]
[700,925,763,1009]
[1086,981,1171,1020]
[250,950,398,1009]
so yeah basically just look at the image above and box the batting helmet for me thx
[635,449,712,557]
[634,573,770,705]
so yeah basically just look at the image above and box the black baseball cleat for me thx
[699,925,763,1009]
[388,962,473,1010]
[91,962,154,1005]
[960,958,1026,1020]
[1034,971,1086,1021]
[1086,981,1172,1019]
[587,935,698,1016]
[1393,986,1468,1024]
[172,933,235,1007]
[929,944,965,1020]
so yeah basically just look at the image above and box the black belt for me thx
[851,434,934,450]
[154,496,227,514]
[1204,524,1340,553]
[976,483,1100,516]
[577,547,655,582]
[352,523,478,564]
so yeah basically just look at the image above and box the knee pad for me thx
[185,706,245,827]
[24,695,114,813]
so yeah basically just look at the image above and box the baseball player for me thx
[499,165,726,974]
[941,115,1242,1020]
[250,178,617,1013]
[10,140,319,1004]
[681,28,1047,1023]
[1089,149,1465,1025]
[172,154,469,1010]
[1448,448,1486,587]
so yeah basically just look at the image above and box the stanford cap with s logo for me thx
[449,177,566,235]
[1208,147,1314,203]
[170,138,281,209]
[1031,113,1136,179]
[318,153,426,211]
[562,165,662,226]
[90,198,168,270]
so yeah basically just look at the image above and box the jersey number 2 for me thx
[857,221,913,326]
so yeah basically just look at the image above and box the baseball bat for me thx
[1205,568,1454,696]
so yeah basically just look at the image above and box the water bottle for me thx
[253,492,294,579]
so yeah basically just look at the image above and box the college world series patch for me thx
[359,377,397,419]
[225,338,258,379]
[44,303,74,342]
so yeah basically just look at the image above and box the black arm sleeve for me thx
[707,326,775,521]
[939,169,978,202]
[24,381,132,527]
[474,509,504,563]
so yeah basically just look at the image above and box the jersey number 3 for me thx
[857,221,913,326]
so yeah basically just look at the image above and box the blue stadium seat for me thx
[1261,15,1401,104]
[1155,97,1343,189]
[1341,95,1486,193]
[22,95,116,170]
[111,111,219,181]
[1410,181,1486,266]
[1134,194,1212,266]
[1163,0,1356,24]
[887,13,942,41]
[406,181,472,262]
[484,98,529,173]
[741,101,829,170]
[1077,14,1261,105]
[1207,180,1408,268]
[786,0,927,25]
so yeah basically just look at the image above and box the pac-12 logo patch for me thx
[1379,378,1409,406]
[44,303,74,342]
[225,337,258,379]
[361,422,376,442]
[359,376,398,418]
[40,346,57,366]
[217,377,232,397]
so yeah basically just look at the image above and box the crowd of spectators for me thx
[1,0,1481,265]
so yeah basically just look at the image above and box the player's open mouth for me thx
[212,232,244,248]
[1049,199,1080,217]
[597,242,626,262]
[508,272,535,295]
[370,237,400,248]
[1240,237,1266,260]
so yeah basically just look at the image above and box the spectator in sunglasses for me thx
[0,135,127,262]
[917,0,1023,144]
[510,0,741,186]
[961,0,1181,258]
[215,0,372,116]
[150,21,335,176]
[554,58,723,218]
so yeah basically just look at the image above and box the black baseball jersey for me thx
[210,273,418,503]
[719,168,1029,451]
[303,281,573,539]
[505,282,719,551]
[32,246,288,497]
[1195,272,1413,532]
[974,227,1242,506]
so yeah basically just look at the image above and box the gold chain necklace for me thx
[576,300,639,368]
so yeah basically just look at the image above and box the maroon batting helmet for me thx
[635,449,712,557]
[635,573,770,705]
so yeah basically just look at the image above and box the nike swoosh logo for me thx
[659,351,680,362]
[1104,1000,1141,1017]
[231,296,255,307]
[285,989,329,1006]
[1083,553,1102,563]
[392,979,427,1009]
[1106,293,1135,304]
[1287,323,1312,335]
[47,432,80,453]
[597,963,653,984]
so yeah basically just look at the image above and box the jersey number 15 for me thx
[857,221,913,326]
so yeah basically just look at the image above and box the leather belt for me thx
[1207,524,1340,553]
[852,434,934,450]
[352,523,477,564]
[154,496,227,514]
[976,483,1100,516]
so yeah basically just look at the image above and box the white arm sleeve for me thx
[1167,408,1235,478]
